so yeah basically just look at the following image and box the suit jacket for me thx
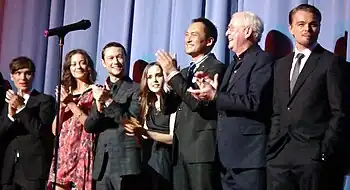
[0,89,55,183]
[267,45,348,162]
[167,53,227,163]
[216,44,273,169]
[0,72,5,186]
[84,76,141,179]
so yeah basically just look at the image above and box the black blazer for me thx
[85,76,141,179]
[216,44,274,169]
[167,54,227,163]
[0,89,55,183]
[267,45,348,162]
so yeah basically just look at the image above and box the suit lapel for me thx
[225,45,261,91]
[288,46,321,104]
[26,89,40,108]
[226,56,253,91]
[112,80,127,103]
[195,54,216,73]
[280,54,294,100]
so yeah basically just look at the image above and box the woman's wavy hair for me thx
[139,62,166,125]
[62,49,97,92]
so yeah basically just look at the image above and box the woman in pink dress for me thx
[48,49,97,190]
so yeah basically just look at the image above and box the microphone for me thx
[44,19,91,37]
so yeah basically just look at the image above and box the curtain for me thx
[0,0,348,93]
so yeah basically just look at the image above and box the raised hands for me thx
[187,72,219,101]
[155,50,178,75]
[55,85,73,108]
[92,85,110,112]
[5,89,25,116]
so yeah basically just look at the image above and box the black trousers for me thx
[173,154,221,190]
[267,141,345,190]
[221,167,266,190]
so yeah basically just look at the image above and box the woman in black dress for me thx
[125,62,176,190]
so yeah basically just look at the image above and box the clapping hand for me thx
[123,117,144,136]
[6,89,25,109]
[5,89,25,116]
[55,85,73,107]
[156,50,178,75]
[92,85,110,112]
[187,72,219,100]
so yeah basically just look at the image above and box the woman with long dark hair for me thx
[124,62,176,190]
[48,49,97,190]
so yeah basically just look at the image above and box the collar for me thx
[17,89,32,104]
[191,52,211,66]
[234,43,257,61]
[105,76,123,91]
[294,42,318,59]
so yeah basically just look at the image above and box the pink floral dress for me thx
[48,89,95,190]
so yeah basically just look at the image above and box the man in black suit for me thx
[266,4,348,190]
[188,12,273,190]
[84,42,141,190]
[0,57,55,190]
[156,17,226,190]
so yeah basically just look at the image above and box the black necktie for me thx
[187,63,196,86]
[290,53,305,93]
[188,63,196,77]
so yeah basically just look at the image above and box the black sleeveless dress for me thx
[145,106,173,190]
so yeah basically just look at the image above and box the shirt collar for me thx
[294,42,318,59]
[105,76,123,91]
[18,89,32,104]
[191,52,211,66]
[234,43,257,61]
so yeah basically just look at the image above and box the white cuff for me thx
[7,114,14,122]
[104,98,113,108]
[16,106,25,114]
[166,71,180,82]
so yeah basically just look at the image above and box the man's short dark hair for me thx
[289,4,322,25]
[192,17,218,49]
[101,42,127,60]
[9,56,35,74]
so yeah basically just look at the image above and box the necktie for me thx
[188,62,196,78]
[290,53,305,93]
[187,63,196,86]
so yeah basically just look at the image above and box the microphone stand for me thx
[51,34,65,190]
[45,19,91,190]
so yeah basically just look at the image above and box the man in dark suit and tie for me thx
[188,12,273,190]
[84,42,141,190]
[156,18,226,190]
[0,57,55,190]
[266,4,348,190]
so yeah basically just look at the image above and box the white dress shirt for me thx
[289,43,318,81]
